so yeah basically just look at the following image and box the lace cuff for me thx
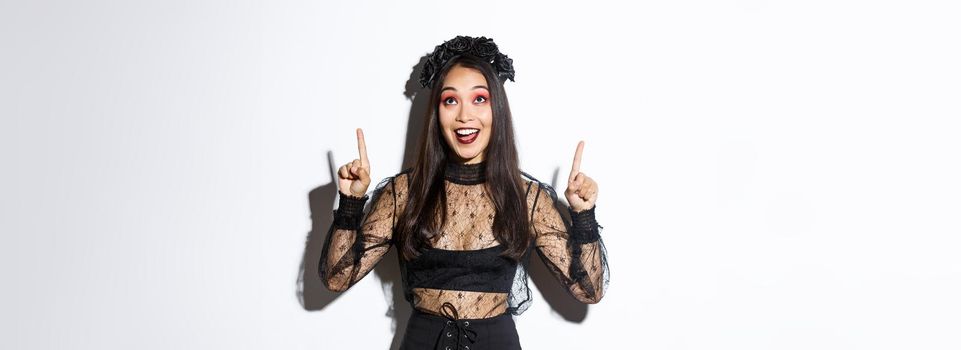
[333,192,368,230]
[569,206,600,243]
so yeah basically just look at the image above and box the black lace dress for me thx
[319,161,609,349]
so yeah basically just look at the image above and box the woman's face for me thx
[438,65,493,164]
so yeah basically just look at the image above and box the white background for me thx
[2,0,960,349]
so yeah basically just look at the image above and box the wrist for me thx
[569,205,599,243]
[333,192,368,229]
[339,189,367,199]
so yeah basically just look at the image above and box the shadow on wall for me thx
[296,55,589,350]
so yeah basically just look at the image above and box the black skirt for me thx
[399,303,521,350]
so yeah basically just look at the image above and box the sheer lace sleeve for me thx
[319,174,407,292]
[529,180,609,304]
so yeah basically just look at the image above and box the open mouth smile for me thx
[455,128,479,144]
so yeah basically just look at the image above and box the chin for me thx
[454,149,483,162]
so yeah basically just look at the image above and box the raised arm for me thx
[319,128,402,292]
[529,141,608,303]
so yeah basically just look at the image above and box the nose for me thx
[454,108,474,123]
[455,107,474,123]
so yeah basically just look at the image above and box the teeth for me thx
[456,129,479,136]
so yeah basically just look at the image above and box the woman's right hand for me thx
[337,128,371,197]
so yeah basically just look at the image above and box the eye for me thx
[443,96,457,105]
[473,96,488,104]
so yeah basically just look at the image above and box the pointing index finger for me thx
[569,140,584,183]
[356,128,368,167]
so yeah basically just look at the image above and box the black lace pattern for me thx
[319,161,609,317]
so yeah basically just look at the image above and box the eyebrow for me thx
[441,85,489,92]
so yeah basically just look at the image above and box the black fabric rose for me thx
[471,37,499,59]
[433,44,453,63]
[493,54,515,82]
[444,36,472,53]
[418,58,437,88]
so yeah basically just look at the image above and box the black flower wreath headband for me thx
[419,35,516,88]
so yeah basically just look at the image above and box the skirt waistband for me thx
[402,304,521,350]
[412,305,513,325]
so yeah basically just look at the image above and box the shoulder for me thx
[520,171,561,206]
[375,168,412,186]
[370,168,413,199]
[392,168,413,188]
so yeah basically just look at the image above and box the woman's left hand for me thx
[565,141,598,212]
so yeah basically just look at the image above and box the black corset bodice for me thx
[403,244,518,293]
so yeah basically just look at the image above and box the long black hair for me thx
[397,54,531,262]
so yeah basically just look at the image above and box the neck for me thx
[444,159,487,185]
